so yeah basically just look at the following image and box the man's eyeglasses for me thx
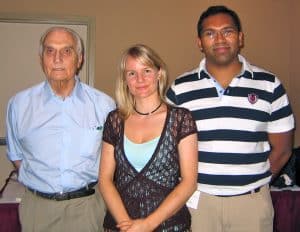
[201,27,237,40]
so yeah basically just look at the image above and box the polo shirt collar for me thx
[197,54,254,79]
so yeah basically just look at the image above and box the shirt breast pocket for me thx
[79,128,103,157]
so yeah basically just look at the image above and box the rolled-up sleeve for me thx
[6,97,23,161]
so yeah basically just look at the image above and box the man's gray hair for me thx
[39,26,84,57]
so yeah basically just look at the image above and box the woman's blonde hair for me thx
[116,44,169,119]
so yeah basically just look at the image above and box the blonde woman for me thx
[99,44,198,232]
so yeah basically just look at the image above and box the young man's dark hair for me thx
[197,5,242,36]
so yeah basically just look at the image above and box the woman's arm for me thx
[98,141,132,231]
[124,133,198,232]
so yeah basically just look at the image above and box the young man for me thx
[6,27,115,231]
[167,5,295,232]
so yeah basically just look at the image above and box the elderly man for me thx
[6,26,115,231]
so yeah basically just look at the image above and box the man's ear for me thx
[77,54,83,69]
[197,37,204,52]
[238,32,244,49]
[39,55,44,71]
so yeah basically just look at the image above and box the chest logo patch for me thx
[248,93,258,104]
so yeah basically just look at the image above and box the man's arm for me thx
[268,130,294,179]
[6,99,23,169]
[12,160,21,170]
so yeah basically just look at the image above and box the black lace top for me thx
[102,106,197,231]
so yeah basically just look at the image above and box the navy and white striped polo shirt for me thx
[166,55,295,196]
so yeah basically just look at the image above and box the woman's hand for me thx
[116,219,133,232]
[118,219,153,232]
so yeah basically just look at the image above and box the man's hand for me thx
[13,160,21,170]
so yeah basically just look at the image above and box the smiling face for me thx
[197,13,243,67]
[40,29,82,83]
[125,55,160,100]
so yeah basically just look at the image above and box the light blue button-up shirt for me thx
[6,77,115,193]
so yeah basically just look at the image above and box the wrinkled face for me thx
[125,56,160,99]
[198,13,243,66]
[41,29,82,82]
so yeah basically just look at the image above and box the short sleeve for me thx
[175,107,197,142]
[102,110,120,147]
[6,97,23,161]
[268,78,295,133]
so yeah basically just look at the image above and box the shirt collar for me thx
[42,76,84,104]
[197,54,254,79]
